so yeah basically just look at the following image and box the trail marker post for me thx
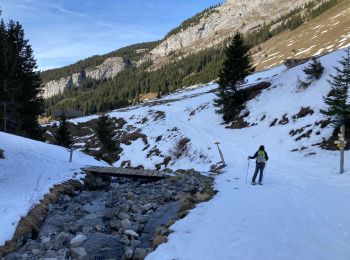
[69,148,74,163]
[214,142,226,166]
[334,124,346,174]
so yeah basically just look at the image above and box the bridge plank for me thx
[81,166,167,180]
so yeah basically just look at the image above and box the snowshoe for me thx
[251,181,256,185]
[258,182,263,185]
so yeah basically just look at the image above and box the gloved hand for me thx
[247,156,251,160]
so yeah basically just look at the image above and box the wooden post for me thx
[215,142,226,165]
[340,124,345,174]
[69,148,73,163]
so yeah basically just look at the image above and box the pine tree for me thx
[0,18,43,139]
[214,32,255,122]
[94,114,117,152]
[321,48,350,127]
[55,113,73,148]
[303,57,324,81]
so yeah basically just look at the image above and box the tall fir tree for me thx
[0,17,43,139]
[55,113,73,148]
[214,32,255,122]
[321,48,350,127]
[94,114,117,152]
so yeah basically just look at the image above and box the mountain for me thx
[151,0,310,58]
[41,0,349,115]
[43,47,350,259]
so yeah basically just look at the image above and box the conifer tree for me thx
[94,114,117,152]
[321,48,350,127]
[0,17,43,139]
[214,32,254,122]
[55,113,73,148]
[303,57,324,81]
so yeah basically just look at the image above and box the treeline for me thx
[44,46,225,115]
[41,41,161,83]
[0,15,43,139]
[309,0,340,18]
[246,0,341,47]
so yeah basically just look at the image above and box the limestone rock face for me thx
[86,57,130,80]
[42,57,130,98]
[150,0,311,58]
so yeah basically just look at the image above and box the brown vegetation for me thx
[292,107,314,120]
[170,137,191,159]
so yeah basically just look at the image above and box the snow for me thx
[82,47,349,260]
[145,48,350,260]
[2,47,350,258]
[0,132,106,246]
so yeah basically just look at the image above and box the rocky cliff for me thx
[42,57,130,98]
[42,0,337,99]
[150,0,311,59]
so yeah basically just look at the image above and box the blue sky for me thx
[0,0,223,71]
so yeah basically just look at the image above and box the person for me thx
[248,145,268,185]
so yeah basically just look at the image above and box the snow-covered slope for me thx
[0,132,106,246]
[70,47,350,259]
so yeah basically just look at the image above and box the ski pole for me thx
[245,159,250,184]
[262,162,268,182]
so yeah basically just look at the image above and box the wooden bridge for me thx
[81,166,169,180]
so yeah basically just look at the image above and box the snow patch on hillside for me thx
[51,47,350,259]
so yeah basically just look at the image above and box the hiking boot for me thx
[258,182,263,185]
[251,181,256,185]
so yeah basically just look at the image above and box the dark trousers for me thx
[252,163,265,182]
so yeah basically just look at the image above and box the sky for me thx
[0,0,223,71]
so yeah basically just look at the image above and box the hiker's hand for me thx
[247,156,251,160]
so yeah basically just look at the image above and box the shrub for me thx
[170,137,191,159]
[0,149,4,159]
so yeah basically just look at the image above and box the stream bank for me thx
[4,169,215,260]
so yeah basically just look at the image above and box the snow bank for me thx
[0,132,106,246]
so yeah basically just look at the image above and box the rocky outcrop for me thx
[86,57,131,80]
[150,0,311,59]
[42,57,130,98]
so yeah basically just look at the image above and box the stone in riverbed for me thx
[121,219,132,230]
[109,218,121,229]
[130,204,142,214]
[134,215,148,223]
[124,247,134,259]
[124,230,139,238]
[142,203,153,211]
[70,234,87,248]
[53,232,70,250]
[130,239,141,248]
[120,235,130,245]
[80,233,122,255]
[103,208,116,219]
[43,250,57,258]
[118,212,131,220]
[132,248,148,259]
[70,247,88,259]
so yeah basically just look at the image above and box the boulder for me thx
[53,232,70,250]
[70,234,87,248]
[70,247,88,259]
[124,230,139,238]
